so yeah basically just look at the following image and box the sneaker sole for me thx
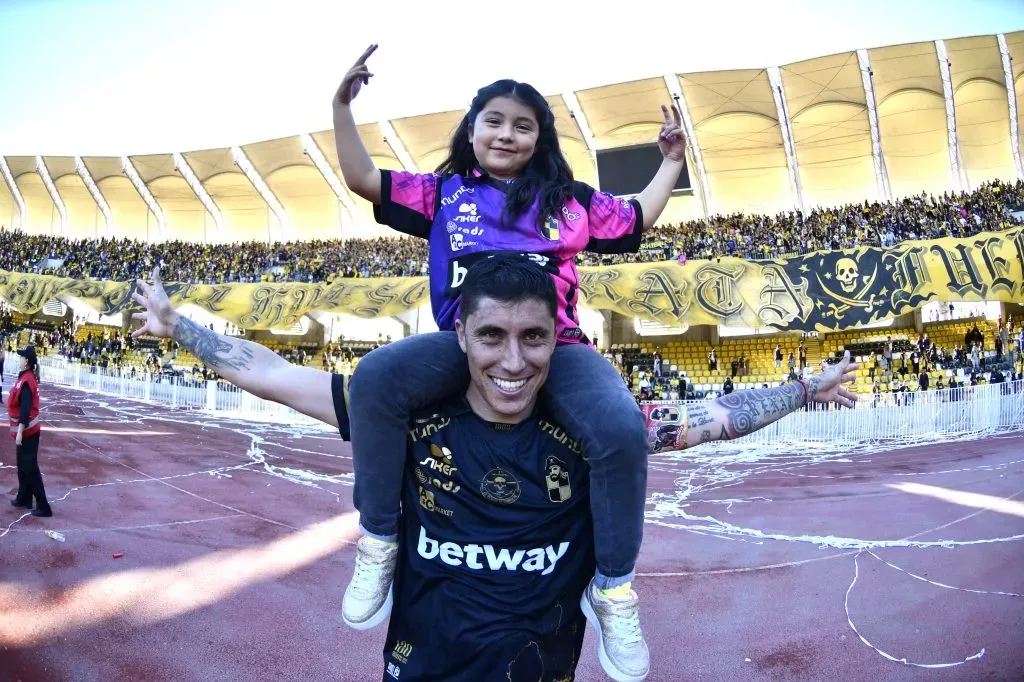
[342,585,393,631]
[579,591,648,682]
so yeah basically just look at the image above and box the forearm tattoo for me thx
[717,376,822,439]
[173,316,254,372]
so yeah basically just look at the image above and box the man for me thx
[9,346,51,517]
[131,257,858,681]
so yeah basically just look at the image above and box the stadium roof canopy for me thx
[1,32,1022,244]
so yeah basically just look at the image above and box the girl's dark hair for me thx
[436,79,574,229]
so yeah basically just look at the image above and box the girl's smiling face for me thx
[469,96,539,181]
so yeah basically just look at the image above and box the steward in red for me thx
[9,346,51,517]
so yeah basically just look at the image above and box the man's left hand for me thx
[809,350,860,408]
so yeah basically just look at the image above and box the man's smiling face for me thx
[456,296,555,424]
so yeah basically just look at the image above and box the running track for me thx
[1,383,1022,681]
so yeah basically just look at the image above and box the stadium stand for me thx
[2,180,1021,282]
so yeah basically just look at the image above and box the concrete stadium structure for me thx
[2,32,1024,245]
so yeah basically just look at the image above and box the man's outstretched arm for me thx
[131,268,339,429]
[675,353,859,450]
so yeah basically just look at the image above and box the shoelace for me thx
[604,600,644,646]
[350,553,386,594]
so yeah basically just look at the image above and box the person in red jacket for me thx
[9,346,51,517]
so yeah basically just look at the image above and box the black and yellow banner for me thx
[1,228,1021,331]
[0,272,429,330]
[579,227,1024,331]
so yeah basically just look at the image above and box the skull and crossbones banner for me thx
[0,228,1021,333]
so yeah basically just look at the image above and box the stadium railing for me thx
[6,357,321,425]
[3,358,1021,448]
[642,380,1024,452]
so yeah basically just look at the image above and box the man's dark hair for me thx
[459,255,558,322]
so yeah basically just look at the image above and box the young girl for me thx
[334,45,685,681]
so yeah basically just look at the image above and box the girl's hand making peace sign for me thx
[334,44,378,108]
[657,104,687,162]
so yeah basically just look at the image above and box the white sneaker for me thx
[580,579,650,682]
[342,536,398,630]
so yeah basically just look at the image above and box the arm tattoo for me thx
[173,316,254,372]
[717,377,821,439]
[687,405,715,429]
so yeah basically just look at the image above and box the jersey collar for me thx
[471,166,518,194]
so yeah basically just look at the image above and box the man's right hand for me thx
[128,266,340,430]
[131,267,179,339]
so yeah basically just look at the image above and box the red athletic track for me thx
[1,383,1022,681]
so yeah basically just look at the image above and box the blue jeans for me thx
[348,331,648,589]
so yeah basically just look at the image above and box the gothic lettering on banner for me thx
[0,228,1019,332]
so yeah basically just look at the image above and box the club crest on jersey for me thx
[544,455,572,503]
[480,467,521,504]
[541,216,560,241]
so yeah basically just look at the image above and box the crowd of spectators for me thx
[1,179,1021,284]
[580,179,1024,265]
[0,233,428,284]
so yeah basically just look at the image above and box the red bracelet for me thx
[797,379,809,405]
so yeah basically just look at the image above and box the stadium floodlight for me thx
[0,156,27,231]
[560,92,598,152]
[35,156,67,235]
[300,132,358,221]
[998,34,1024,180]
[172,152,224,236]
[767,67,805,213]
[857,50,893,202]
[75,156,114,237]
[231,145,290,241]
[935,40,967,192]
[121,156,167,240]
[662,76,710,220]
[378,121,418,173]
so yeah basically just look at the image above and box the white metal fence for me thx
[2,357,319,425]
[644,380,1024,452]
[3,357,1021,448]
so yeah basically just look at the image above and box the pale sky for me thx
[0,0,1021,156]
